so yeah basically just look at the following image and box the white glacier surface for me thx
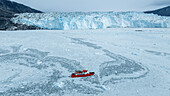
[0,28,170,96]
[11,12,170,30]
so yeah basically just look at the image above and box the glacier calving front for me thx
[12,12,170,30]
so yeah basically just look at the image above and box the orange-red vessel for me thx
[71,70,95,78]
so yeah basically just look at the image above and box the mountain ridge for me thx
[0,0,42,13]
[0,0,42,30]
[144,6,170,16]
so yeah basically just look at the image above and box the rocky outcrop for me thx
[0,0,42,30]
[0,0,42,13]
[145,6,170,16]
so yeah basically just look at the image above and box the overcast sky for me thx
[11,0,170,12]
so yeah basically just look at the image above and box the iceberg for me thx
[11,12,170,30]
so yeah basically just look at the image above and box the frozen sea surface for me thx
[0,28,170,96]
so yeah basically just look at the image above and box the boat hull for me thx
[71,72,95,78]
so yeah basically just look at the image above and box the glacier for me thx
[11,12,170,30]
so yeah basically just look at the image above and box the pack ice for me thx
[11,12,170,30]
[0,28,170,96]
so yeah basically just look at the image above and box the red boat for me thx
[71,70,95,78]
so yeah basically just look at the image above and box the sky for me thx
[11,0,170,12]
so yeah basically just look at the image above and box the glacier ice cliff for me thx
[11,12,170,30]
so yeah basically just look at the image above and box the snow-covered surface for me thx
[12,12,170,30]
[0,28,170,96]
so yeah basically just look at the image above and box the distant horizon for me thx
[10,0,170,12]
